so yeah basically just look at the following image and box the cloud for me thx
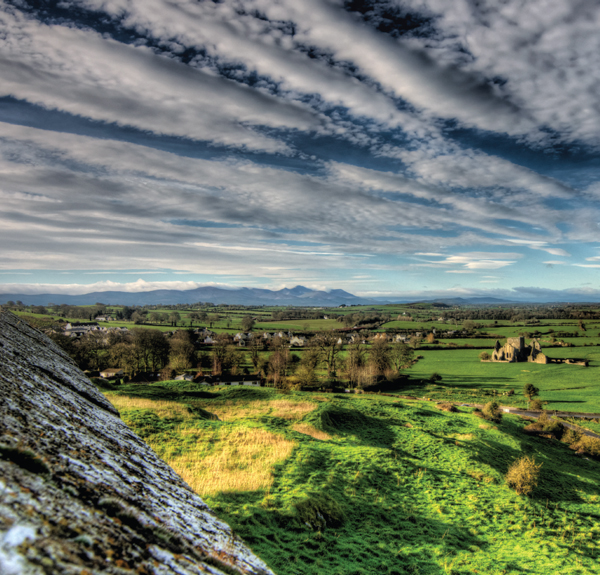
[396,0,600,147]
[251,0,540,139]
[0,279,235,295]
[0,4,321,153]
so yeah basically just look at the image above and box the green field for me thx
[103,383,600,575]
[400,348,600,412]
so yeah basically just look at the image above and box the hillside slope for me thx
[0,311,272,575]
[105,383,600,575]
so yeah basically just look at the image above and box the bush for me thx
[479,351,491,361]
[523,383,539,401]
[505,456,542,496]
[567,435,600,457]
[529,399,543,410]
[507,389,515,396]
[482,401,502,422]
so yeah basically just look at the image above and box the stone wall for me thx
[0,311,273,575]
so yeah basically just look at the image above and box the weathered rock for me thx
[0,311,274,575]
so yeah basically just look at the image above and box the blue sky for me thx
[1,0,600,301]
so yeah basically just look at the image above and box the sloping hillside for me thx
[104,382,600,575]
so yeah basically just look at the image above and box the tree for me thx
[169,312,181,327]
[390,343,414,372]
[482,401,502,422]
[268,348,290,388]
[294,364,318,388]
[131,310,146,324]
[211,333,231,374]
[463,320,476,332]
[248,337,264,372]
[169,331,196,373]
[344,341,367,388]
[313,333,342,378]
[523,383,540,402]
[241,315,255,332]
[368,338,391,376]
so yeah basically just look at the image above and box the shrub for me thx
[479,351,491,361]
[523,383,540,401]
[568,435,600,457]
[561,427,582,445]
[428,372,442,383]
[529,399,543,410]
[437,402,457,412]
[482,401,502,422]
[507,389,515,396]
[505,456,542,496]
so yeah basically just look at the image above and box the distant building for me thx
[100,368,124,378]
[489,337,548,364]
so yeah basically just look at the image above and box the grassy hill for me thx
[103,383,600,575]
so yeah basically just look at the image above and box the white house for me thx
[100,368,124,378]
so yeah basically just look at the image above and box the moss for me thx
[291,492,345,529]
[0,445,50,476]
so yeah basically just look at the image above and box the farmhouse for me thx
[100,368,124,378]
[290,335,307,346]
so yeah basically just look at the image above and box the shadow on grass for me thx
[214,489,485,575]
[305,403,396,448]
[472,419,600,502]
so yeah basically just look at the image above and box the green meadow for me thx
[400,347,600,413]
[102,383,600,575]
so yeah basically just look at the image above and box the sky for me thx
[1,0,600,302]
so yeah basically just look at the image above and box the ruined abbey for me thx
[490,336,548,363]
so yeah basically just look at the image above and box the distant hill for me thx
[0,285,383,307]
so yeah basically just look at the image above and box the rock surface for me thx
[0,311,274,575]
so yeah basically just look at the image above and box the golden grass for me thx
[270,400,316,420]
[292,422,331,441]
[167,426,295,496]
[107,395,193,419]
[192,398,317,421]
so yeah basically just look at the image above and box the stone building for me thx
[490,336,548,364]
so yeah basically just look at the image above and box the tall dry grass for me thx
[292,423,331,441]
[192,398,317,421]
[107,395,193,419]
[168,426,295,496]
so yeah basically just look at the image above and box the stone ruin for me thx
[0,310,273,575]
[487,336,588,366]
[490,336,548,364]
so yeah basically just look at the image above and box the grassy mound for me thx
[104,389,600,575]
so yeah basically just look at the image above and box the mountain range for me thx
[0,285,383,307]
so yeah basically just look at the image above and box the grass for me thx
[105,384,600,575]
[398,347,600,413]
[168,426,295,496]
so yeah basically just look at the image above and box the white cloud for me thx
[396,0,600,147]
[0,4,321,154]
[0,279,224,295]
